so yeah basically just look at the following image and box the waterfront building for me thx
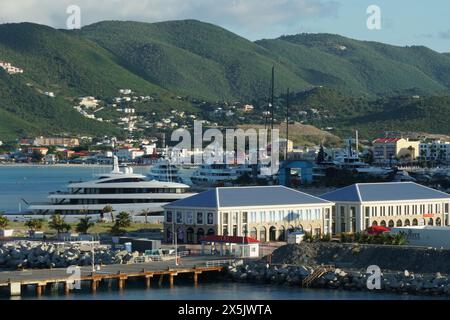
[320,182,450,234]
[372,138,420,163]
[33,136,80,148]
[163,186,334,244]
[419,140,450,163]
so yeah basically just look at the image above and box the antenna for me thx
[286,88,290,160]
[355,130,359,156]
[270,66,275,130]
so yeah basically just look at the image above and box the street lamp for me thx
[172,219,178,266]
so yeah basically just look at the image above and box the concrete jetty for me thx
[0,256,237,297]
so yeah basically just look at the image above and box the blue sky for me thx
[1,0,449,52]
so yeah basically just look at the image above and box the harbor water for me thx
[4,281,449,300]
[0,165,150,213]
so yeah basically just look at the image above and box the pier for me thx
[0,256,237,297]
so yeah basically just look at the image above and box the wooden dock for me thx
[0,256,236,297]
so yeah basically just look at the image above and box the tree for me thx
[140,209,149,224]
[76,216,95,234]
[0,214,9,230]
[31,150,44,163]
[24,219,43,231]
[49,214,71,234]
[316,144,325,164]
[102,205,114,222]
[110,212,132,235]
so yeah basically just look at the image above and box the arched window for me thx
[412,219,418,226]
[388,220,394,228]
[197,228,205,244]
[278,226,286,241]
[372,221,378,226]
[436,218,442,226]
[396,220,403,227]
[380,220,386,227]
[269,226,277,242]
[404,219,410,226]
[259,227,267,242]
[186,227,194,244]
[250,227,258,240]
[428,218,434,226]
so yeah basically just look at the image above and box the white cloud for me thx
[0,0,340,39]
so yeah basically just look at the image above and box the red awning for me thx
[367,226,391,235]
[199,235,260,244]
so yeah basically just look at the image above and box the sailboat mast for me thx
[270,66,275,130]
[286,88,290,159]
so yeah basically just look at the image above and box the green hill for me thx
[1,20,450,140]
[282,87,450,139]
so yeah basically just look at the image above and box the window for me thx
[222,212,229,225]
[207,213,214,225]
[197,212,203,224]
[365,207,370,217]
[166,211,173,223]
[186,212,193,224]
[242,212,248,224]
[176,212,183,224]
[372,207,377,217]
[232,212,238,224]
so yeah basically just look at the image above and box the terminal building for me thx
[163,186,334,244]
[320,182,450,234]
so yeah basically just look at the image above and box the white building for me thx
[419,140,450,162]
[115,148,145,161]
[320,182,450,234]
[163,186,334,244]
[79,96,99,108]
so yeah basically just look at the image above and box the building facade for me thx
[163,186,334,244]
[372,138,420,163]
[419,141,450,162]
[320,182,450,234]
[33,137,80,148]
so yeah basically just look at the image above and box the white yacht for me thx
[27,157,195,219]
[190,164,240,187]
[147,160,183,183]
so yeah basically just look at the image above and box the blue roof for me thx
[320,182,450,203]
[165,186,332,209]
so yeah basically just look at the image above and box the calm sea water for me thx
[0,165,150,213]
[5,282,448,301]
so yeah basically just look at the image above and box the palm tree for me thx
[0,214,9,230]
[110,212,132,236]
[76,216,95,234]
[102,205,114,223]
[141,209,149,224]
[48,214,71,235]
[24,219,43,232]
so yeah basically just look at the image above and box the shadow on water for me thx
[1,273,449,300]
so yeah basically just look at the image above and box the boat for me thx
[147,160,183,183]
[26,156,196,220]
[190,164,239,187]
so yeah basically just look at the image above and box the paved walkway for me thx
[0,255,235,286]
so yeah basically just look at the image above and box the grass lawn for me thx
[6,221,162,236]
